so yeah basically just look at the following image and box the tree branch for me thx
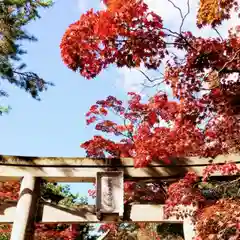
[167,0,190,33]
[180,0,190,32]
[213,27,224,41]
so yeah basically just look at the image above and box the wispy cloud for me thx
[115,66,151,97]
[76,0,105,13]
[99,0,107,10]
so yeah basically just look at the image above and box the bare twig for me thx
[167,0,190,33]
[180,0,190,32]
[167,0,184,19]
[141,79,165,89]
[138,69,155,82]
[138,69,166,90]
[213,27,224,41]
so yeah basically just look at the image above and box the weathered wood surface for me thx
[0,202,184,223]
[0,154,239,181]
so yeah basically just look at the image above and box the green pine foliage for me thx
[0,0,54,113]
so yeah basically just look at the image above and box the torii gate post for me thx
[10,175,41,240]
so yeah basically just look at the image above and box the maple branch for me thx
[167,0,190,33]
[180,0,190,32]
[141,82,165,89]
[123,108,135,141]
[138,70,164,83]
[213,27,224,41]
[167,0,184,19]
[102,107,134,142]
[217,49,240,74]
[168,51,186,63]
[138,69,166,89]
[162,27,180,37]
[100,115,133,141]
[112,124,133,140]
[163,27,197,52]
[220,68,240,74]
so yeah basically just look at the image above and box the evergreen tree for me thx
[0,0,54,114]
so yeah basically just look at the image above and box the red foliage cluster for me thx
[164,172,204,219]
[60,0,165,78]
[164,163,240,239]
[99,223,118,236]
[35,224,77,240]
[164,162,240,214]
[63,0,240,176]
[0,181,19,202]
[81,91,240,167]
[202,161,240,181]
[99,222,161,240]
[167,33,240,101]
[103,0,138,11]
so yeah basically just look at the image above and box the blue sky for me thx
[0,0,127,204]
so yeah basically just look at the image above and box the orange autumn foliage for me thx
[197,0,239,27]
[103,0,138,11]
[196,199,240,240]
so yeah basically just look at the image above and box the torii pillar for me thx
[10,175,41,240]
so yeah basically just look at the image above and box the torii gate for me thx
[0,154,239,240]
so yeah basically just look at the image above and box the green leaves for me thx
[41,182,88,207]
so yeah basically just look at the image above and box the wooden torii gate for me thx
[0,154,239,240]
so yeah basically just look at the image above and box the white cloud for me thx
[99,0,107,10]
[76,0,104,13]
[115,66,146,94]
[145,0,197,29]
[116,0,239,94]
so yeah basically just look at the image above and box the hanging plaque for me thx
[96,171,124,218]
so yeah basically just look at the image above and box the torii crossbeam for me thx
[0,154,239,240]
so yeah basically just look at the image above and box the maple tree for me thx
[60,0,240,239]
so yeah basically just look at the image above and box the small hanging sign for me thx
[96,171,124,220]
